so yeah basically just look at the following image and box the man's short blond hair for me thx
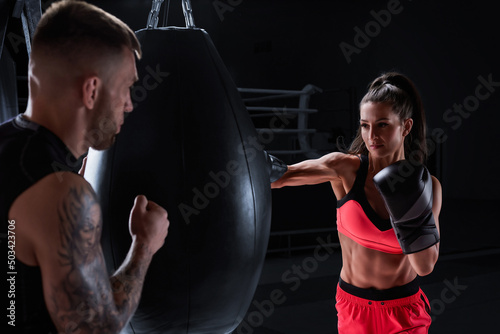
[32,0,141,72]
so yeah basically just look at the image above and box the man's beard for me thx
[91,131,116,151]
[86,110,119,151]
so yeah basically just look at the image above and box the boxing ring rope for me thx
[238,85,339,256]
[238,84,323,159]
[267,227,339,256]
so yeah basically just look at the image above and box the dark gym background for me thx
[1,0,499,333]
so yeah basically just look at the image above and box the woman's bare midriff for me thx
[338,233,417,290]
[330,154,419,290]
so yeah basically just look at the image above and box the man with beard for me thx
[0,1,169,333]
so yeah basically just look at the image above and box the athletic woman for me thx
[272,72,441,333]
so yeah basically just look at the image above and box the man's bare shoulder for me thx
[10,172,95,215]
[9,172,99,265]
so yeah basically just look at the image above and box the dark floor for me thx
[234,248,500,334]
[234,197,500,334]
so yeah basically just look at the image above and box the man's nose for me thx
[124,92,134,113]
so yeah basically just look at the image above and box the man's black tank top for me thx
[0,114,82,333]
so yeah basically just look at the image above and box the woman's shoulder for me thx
[321,152,361,173]
[431,175,442,194]
[430,175,442,216]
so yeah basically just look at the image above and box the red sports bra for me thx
[336,155,402,254]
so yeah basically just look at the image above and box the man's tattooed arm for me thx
[109,238,153,315]
[48,180,155,333]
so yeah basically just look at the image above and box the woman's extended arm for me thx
[271,152,356,188]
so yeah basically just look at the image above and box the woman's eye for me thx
[378,123,388,128]
[360,123,368,128]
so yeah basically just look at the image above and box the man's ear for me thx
[403,118,413,137]
[82,76,101,109]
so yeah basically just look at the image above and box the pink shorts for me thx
[335,278,432,334]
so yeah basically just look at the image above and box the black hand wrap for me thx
[264,150,288,183]
[373,160,440,254]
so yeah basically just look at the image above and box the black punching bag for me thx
[84,27,271,333]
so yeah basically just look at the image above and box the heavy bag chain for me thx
[147,0,196,29]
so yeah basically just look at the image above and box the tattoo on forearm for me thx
[48,183,149,333]
[110,242,150,308]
